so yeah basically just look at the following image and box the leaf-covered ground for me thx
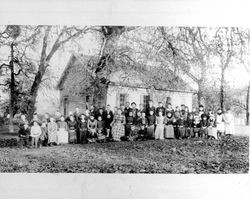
[0,135,248,173]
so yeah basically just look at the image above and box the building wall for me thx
[106,85,193,110]
[59,89,86,116]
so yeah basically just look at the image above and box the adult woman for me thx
[47,117,58,146]
[164,111,175,139]
[87,115,97,143]
[67,115,77,144]
[155,110,165,140]
[147,110,156,139]
[57,116,69,144]
[111,108,126,141]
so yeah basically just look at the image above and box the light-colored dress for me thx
[224,113,235,135]
[48,122,58,143]
[112,114,125,141]
[164,117,175,138]
[57,121,68,144]
[216,114,225,132]
[155,116,164,140]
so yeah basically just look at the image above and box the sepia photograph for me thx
[0,25,249,174]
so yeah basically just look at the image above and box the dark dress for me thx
[67,120,77,143]
[146,106,156,117]
[124,107,132,118]
[79,119,88,143]
[104,110,113,128]
[147,115,156,138]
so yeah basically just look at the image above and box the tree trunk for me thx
[8,43,15,133]
[197,81,203,106]
[220,67,225,111]
[27,66,46,121]
[246,81,250,125]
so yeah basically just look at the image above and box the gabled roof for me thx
[57,53,196,93]
[56,53,95,90]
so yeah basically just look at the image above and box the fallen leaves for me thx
[0,135,248,173]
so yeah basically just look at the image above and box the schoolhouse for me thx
[56,53,195,116]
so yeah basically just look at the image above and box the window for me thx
[166,96,172,105]
[63,97,68,116]
[143,95,150,108]
[120,94,126,107]
[86,95,90,103]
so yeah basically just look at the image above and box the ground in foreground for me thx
[0,136,248,173]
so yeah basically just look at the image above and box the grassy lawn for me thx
[0,135,248,173]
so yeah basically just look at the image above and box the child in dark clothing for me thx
[18,121,30,147]
[192,116,201,138]
[185,114,194,138]
[137,112,148,141]
[200,114,209,138]
[97,116,106,142]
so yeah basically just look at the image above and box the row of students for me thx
[18,101,235,147]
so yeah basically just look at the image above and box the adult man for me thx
[146,100,155,117]
[124,101,131,117]
[156,102,166,116]
[131,102,138,119]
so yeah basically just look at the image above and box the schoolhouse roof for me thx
[56,53,196,93]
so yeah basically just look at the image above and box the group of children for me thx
[17,100,235,148]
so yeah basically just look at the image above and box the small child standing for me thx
[39,120,48,146]
[18,121,30,147]
[30,121,42,148]
[200,114,209,138]
[216,108,225,139]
